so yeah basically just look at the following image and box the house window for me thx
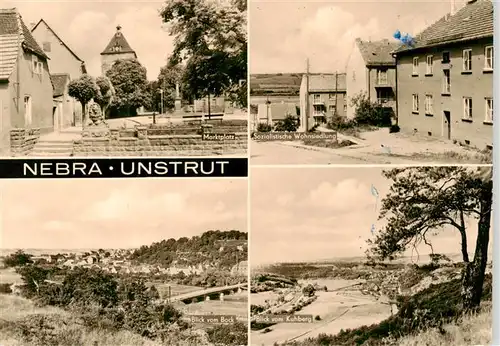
[377,69,388,84]
[328,105,336,114]
[485,46,493,70]
[425,95,433,115]
[313,105,323,116]
[412,94,419,112]
[462,49,472,71]
[313,94,321,102]
[42,42,51,52]
[377,89,392,103]
[31,55,42,75]
[485,98,493,123]
[442,70,451,94]
[24,95,32,126]
[463,97,473,120]
[426,55,433,74]
[329,93,336,100]
[442,52,450,63]
[412,57,419,75]
[352,71,356,81]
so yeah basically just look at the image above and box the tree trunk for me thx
[81,102,87,129]
[459,210,469,262]
[461,184,492,311]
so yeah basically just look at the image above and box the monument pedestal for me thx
[174,98,182,112]
[82,126,110,139]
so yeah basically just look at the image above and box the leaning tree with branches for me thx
[367,166,492,311]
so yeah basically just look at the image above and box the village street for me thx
[251,128,489,165]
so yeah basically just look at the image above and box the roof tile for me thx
[356,39,400,66]
[101,26,136,56]
[0,8,48,81]
[395,0,493,53]
[50,73,69,97]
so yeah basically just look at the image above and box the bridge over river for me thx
[170,283,247,304]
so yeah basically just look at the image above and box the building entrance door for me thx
[443,111,451,140]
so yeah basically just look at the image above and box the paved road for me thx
[250,141,394,165]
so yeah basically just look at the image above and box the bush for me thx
[0,283,12,294]
[351,92,393,127]
[327,113,356,130]
[274,115,299,132]
[389,124,400,133]
[256,123,272,132]
[206,321,248,346]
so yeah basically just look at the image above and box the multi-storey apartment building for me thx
[299,73,347,131]
[393,0,493,150]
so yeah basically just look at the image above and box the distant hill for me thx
[129,230,248,270]
[250,73,303,96]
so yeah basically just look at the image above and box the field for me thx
[250,256,493,346]
[0,269,22,285]
[250,279,391,346]
[250,74,302,96]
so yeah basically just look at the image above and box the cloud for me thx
[42,221,75,232]
[276,193,295,207]
[85,189,186,221]
[306,179,372,212]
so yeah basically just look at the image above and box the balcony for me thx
[312,111,326,118]
[312,99,325,106]
[375,79,391,87]
[377,99,395,107]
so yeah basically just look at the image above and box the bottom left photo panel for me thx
[0,178,249,346]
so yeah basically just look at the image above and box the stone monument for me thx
[82,101,110,138]
[174,83,182,112]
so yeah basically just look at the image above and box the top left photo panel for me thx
[0,0,248,158]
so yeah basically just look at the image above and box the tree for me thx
[4,250,33,267]
[68,74,99,128]
[160,0,246,107]
[106,59,151,117]
[17,265,49,297]
[226,80,247,109]
[94,76,116,119]
[368,166,492,311]
[151,62,184,112]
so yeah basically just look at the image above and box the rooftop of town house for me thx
[394,0,493,54]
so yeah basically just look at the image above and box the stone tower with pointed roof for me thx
[100,25,137,76]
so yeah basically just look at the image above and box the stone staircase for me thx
[29,139,75,157]
[27,127,81,157]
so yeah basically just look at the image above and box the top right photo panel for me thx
[249,0,493,165]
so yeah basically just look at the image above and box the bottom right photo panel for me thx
[250,166,493,346]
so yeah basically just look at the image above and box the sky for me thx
[4,0,173,80]
[250,167,493,266]
[250,0,469,73]
[0,178,247,249]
